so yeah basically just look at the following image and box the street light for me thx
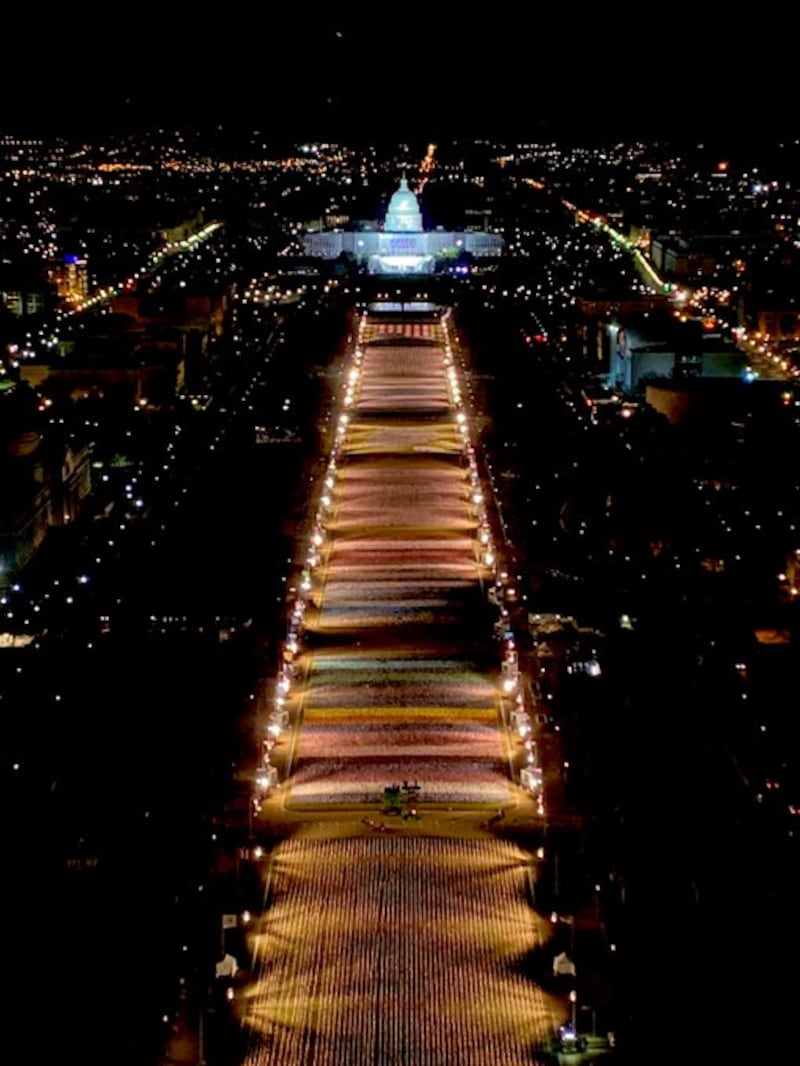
[569,988,577,1031]
[579,1002,597,1038]
[550,910,575,954]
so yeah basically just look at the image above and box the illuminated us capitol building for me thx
[302,177,504,274]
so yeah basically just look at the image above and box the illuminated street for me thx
[288,321,509,806]
[239,308,557,1060]
[241,837,554,1065]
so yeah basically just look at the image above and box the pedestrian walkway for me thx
[285,329,510,810]
[173,306,590,1065]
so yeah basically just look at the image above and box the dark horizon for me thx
[4,108,793,158]
[4,12,796,147]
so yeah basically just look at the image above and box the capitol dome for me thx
[384,177,423,233]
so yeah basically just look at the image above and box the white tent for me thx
[553,951,576,977]
[215,953,239,980]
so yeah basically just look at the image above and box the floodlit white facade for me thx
[302,177,504,275]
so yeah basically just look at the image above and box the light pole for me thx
[197,1003,206,1066]
[550,910,575,955]
[569,988,577,1032]
[579,1003,597,1038]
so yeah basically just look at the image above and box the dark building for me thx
[0,380,92,579]
[744,249,800,344]
[645,374,798,425]
[0,262,57,321]
[594,313,745,393]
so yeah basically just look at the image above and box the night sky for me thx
[3,11,795,143]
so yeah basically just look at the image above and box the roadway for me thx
[235,306,572,1064]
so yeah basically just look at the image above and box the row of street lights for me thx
[254,317,368,810]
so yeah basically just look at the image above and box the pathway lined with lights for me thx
[240,309,557,1063]
[287,321,510,807]
[242,837,554,1065]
